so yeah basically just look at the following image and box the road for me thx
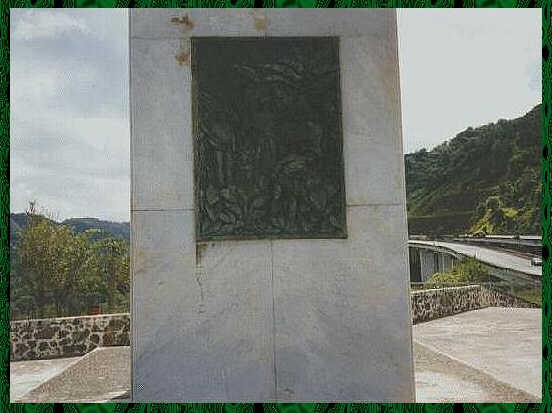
[409,240,541,278]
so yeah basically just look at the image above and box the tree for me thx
[92,237,129,312]
[12,206,77,317]
[11,202,130,319]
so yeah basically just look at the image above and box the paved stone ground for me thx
[414,307,541,402]
[12,347,130,403]
[414,342,537,402]
[10,356,81,401]
[11,307,541,402]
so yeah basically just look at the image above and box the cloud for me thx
[11,112,130,221]
[527,57,541,92]
[11,168,129,223]
[11,62,98,112]
[10,10,129,222]
[11,114,129,178]
[398,9,541,154]
[11,10,92,41]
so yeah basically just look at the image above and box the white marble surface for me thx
[132,211,275,401]
[132,210,195,372]
[130,9,392,40]
[340,35,403,153]
[272,205,413,401]
[344,139,403,206]
[131,38,193,211]
[131,9,414,401]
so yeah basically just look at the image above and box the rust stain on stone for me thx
[249,10,267,32]
[170,15,194,31]
[175,38,191,66]
[254,16,267,32]
[195,243,208,314]
[175,49,190,66]
[196,242,208,265]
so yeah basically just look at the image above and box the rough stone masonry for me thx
[11,313,129,362]
[10,286,536,362]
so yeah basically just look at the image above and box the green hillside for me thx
[10,213,130,244]
[405,104,541,236]
[62,217,130,241]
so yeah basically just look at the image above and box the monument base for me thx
[130,9,414,402]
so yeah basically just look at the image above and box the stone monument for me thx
[131,9,414,402]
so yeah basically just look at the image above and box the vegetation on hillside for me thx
[424,258,492,286]
[10,203,129,320]
[405,104,541,235]
[10,213,129,244]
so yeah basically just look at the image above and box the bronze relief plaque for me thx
[192,37,347,241]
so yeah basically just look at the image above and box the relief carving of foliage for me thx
[193,38,346,241]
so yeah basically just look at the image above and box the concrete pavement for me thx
[13,347,130,403]
[11,308,541,402]
[10,356,81,401]
[414,341,536,402]
[414,307,541,402]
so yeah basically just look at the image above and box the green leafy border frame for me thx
[0,1,547,413]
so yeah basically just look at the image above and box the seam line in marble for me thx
[131,36,191,40]
[129,8,136,399]
[130,33,378,40]
[270,240,278,398]
[346,203,402,207]
[131,208,194,212]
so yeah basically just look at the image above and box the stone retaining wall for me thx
[10,285,538,361]
[479,285,540,309]
[11,313,129,361]
[411,285,538,324]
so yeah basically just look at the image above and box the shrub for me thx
[425,258,491,286]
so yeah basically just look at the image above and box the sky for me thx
[10,9,129,222]
[10,9,540,222]
[397,9,541,153]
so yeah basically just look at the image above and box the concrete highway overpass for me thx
[453,235,541,255]
[409,240,541,284]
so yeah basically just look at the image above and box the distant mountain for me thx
[62,218,130,241]
[405,104,541,236]
[10,213,130,244]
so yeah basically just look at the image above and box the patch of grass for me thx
[510,287,541,306]
[502,207,518,218]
